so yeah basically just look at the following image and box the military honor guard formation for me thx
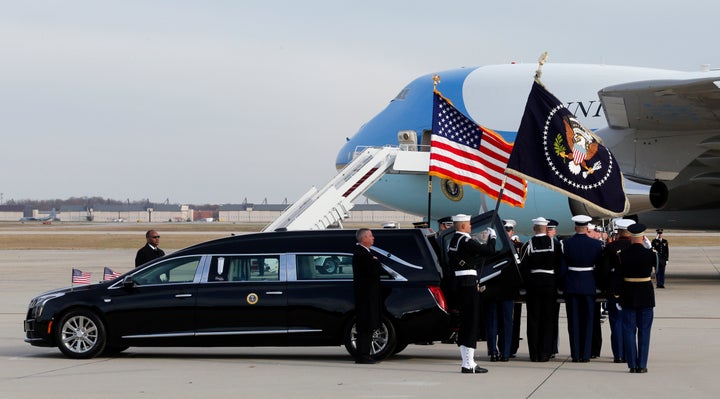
[441,213,664,374]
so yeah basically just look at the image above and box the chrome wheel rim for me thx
[351,323,389,355]
[60,315,99,354]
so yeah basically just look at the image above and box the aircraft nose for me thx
[335,68,475,170]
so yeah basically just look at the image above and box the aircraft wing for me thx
[599,76,720,131]
[597,76,720,187]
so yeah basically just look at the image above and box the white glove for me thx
[486,227,497,239]
[616,303,622,311]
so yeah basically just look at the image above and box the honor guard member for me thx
[546,219,561,358]
[651,229,669,288]
[447,214,496,374]
[503,219,523,358]
[437,216,453,232]
[619,223,657,373]
[598,218,635,363]
[519,217,562,362]
[560,215,603,362]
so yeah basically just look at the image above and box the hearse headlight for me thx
[29,292,65,318]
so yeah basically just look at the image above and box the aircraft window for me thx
[207,255,279,282]
[133,257,202,285]
[393,87,409,101]
[296,255,353,280]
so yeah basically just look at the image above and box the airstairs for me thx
[263,146,427,232]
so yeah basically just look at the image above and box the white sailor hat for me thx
[531,217,549,226]
[588,223,596,230]
[571,215,592,226]
[503,219,517,228]
[452,214,471,222]
[614,218,635,230]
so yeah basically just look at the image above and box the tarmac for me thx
[1,246,719,399]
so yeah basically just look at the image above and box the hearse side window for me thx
[296,255,353,280]
[134,256,202,285]
[208,255,279,282]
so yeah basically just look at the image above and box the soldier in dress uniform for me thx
[519,217,562,362]
[651,229,669,288]
[618,223,658,373]
[546,219,561,358]
[560,215,604,362]
[447,214,496,374]
[597,218,635,363]
[503,219,523,358]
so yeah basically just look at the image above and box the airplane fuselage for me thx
[336,63,719,235]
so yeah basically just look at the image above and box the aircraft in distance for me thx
[336,63,720,235]
[20,208,58,223]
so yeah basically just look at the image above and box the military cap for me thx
[628,223,647,236]
[571,215,592,226]
[531,217,549,226]
[452,214,471,222]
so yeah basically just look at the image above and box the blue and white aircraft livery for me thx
[336,63,720,235]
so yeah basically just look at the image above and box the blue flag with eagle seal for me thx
[506,80,629,216]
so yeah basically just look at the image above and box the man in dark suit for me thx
[560,215,603,363]
[135,229,165,267]
[352,228,383,364]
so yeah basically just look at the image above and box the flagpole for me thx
[488,174,508,230]
[534,51,549,82]
[426,74,442,225]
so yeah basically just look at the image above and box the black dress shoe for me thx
[489,354,498,362]
[657,285,665,288]
[629,368,637,373]
[538,356,550,362]
[499,356,509,362]
[355,357,377,364]
[636,367,648,373]
[461,365,489,374]
[613,358,624,363]
[579,358,590,363]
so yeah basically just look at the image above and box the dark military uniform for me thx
[618,241,657,372]
[519,234,562,362]
[599,235,632,362]
[447,231,496,350]
[561,232,603,362]
[651,232,669,288]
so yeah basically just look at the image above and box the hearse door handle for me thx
[265,291,283,295]
[175,293,193,298]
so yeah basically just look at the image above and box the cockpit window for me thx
[393,87,409,101]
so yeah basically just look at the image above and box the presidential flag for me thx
[429,91,527,207]
[103,267,122,281]
[506,81,629,216]
[72,268,91,284]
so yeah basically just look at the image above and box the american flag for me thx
[429,91,527,207]
[72,268,91,284]
[103,267,122,281]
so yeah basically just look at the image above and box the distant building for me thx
[0,202,422,226]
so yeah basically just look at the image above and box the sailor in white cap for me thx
[518,216,562,362]
[560,215,604,362]
[617,223,657,373]
[447,214,496,373]
[598,218,635,363]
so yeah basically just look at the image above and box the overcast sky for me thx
[1,0,716,205]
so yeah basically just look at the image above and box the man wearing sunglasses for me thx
[135,229,166,267]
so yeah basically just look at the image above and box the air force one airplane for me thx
[335,63,720,235]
